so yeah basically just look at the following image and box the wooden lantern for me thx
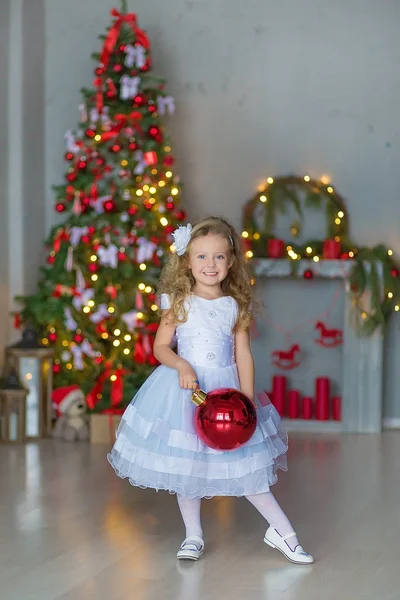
[0,369,27,443]
[6,327,54,438]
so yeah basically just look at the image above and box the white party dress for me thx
[107,294,288,499]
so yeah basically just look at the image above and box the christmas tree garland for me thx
[242,175,400,336]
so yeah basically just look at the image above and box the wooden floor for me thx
[1,432,399,600]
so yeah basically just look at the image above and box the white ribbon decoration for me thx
[70,226,89,247]
[76,268,85,290]
[124,44,146,68]
[157,95,175,116]
[64,308,78,331]
[136,238,157,264]
[72,288,94,311]
[89,106,110,126]
[91,195,112,214]
[121,310,139,333]
[65,247,74,272]
[120,75,141,100]
[133,150,147,174]
[79,103,88,123]
[90,304,110,324]
[98,244,119,269]
[71,339,97,371]
[64,130,80,153]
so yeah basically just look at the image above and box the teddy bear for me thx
[52,385,89,442]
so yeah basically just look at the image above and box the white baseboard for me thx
[383,418,400,430]
[282,419,341,433]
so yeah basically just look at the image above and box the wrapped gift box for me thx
[90,412,122,444]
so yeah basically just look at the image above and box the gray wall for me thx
[3,0,400,418]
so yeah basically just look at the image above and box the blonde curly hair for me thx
[158,216,253,330]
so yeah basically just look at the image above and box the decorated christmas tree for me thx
[16,4,185,410]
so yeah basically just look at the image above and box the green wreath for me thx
[242,175,400,336]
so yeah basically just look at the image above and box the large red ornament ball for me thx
[192,388,257,451]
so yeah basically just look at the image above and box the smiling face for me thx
[189,233,233,293]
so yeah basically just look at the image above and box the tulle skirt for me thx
[107,363,288,499]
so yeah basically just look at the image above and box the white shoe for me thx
[264,527,314,565]
[176,536,204,561]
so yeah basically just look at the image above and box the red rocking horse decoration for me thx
[271,344,301,370]
[314,321,343,347]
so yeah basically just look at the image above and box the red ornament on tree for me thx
[81,235,91,244]
[104,199,116,212]
[111,144,121,153]
[55,203,66,213]
[148,104,157,114]
[144,151,158,165]
[89,263,98,273]
[192,388,257,451]
[95,66,105,76]
[88,226,96,235]
[113,64,123,72]
[148,125,161,139]
[49,332,57,343]
[303,269,314,280]
[134,94,146,106]
[118,252,127,262]
[66,173,77,182]
[74,333,84,344]
[65,152,74,161]
[86,129,96,138]
[129,142,138,151]
[391,268,399,278]
[128,205,139,216]
[53,364,61,374]
[164,155,175,166]
[47,256,55,264]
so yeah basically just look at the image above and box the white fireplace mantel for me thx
[252,259,384,434]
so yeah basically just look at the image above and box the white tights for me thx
[177,492,299,551]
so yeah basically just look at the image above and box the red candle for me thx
[267,238,285,258]
[302,396,313,419]
[315,377,330,420]
[288,390,300,419]
[272,375,286,416]
[323,239,341,259]
[332,396,341,421]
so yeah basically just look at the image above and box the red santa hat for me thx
[52,385,85,416]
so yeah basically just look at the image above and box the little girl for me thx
[108,216,313,565]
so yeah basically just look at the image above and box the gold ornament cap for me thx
[191,389,207,407]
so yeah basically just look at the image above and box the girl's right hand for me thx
[177,360,199,390]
